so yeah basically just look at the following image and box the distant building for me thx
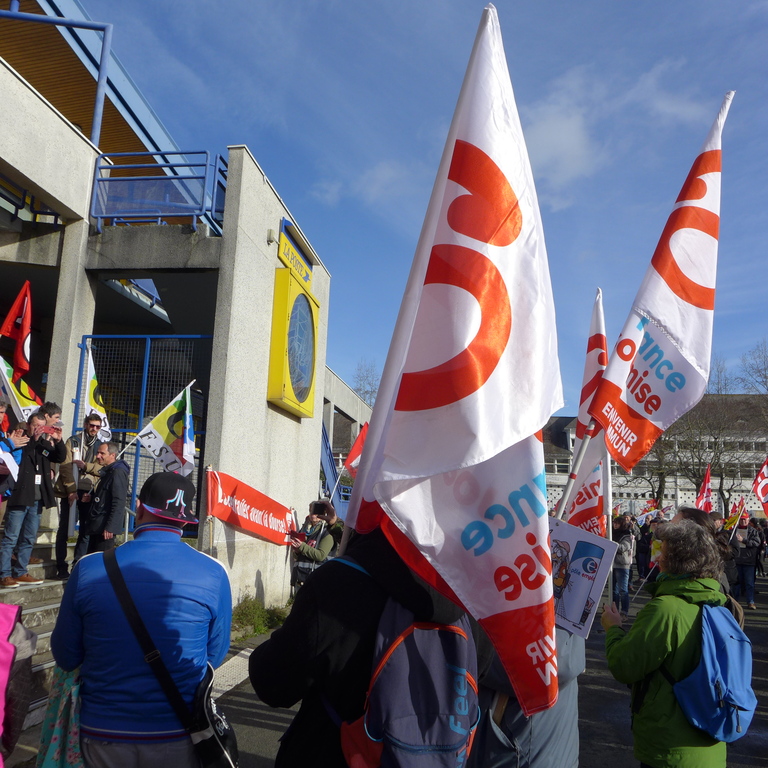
[544,394,768,517]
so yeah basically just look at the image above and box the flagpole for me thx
[604,454,614,607]
[556,419,598,519]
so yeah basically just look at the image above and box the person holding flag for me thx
[251,4,563,764]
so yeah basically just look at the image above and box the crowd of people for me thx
[0,401,130,589]
[0,410,760,768]
[610,506,766,613]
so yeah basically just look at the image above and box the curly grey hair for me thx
[655,518,722,579]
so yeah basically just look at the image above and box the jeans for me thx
[612,567,630,614]
[55,495,90,573]
[733,563,756,604]
[0,501,43,577]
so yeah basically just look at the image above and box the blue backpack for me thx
[332,557,480,767]
[661,602,757,742]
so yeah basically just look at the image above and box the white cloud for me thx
[309,180,342,206]
[618,60,710,125]
[521,67,608,209]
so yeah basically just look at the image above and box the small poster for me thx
[549,517,618,639]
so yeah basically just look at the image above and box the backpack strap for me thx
[332,555,371,578]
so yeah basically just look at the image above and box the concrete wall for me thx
[204,146,331,608]
[0,56,96,221]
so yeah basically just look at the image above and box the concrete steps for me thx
[0,527,74,739]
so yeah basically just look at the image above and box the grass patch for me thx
[232,593,289,636]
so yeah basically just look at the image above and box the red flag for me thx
[0,281,32,382]
[589,94,734,471]
[562,289,608,536]
[752,456,768,515]
[695,464,712,512]
[343,423,368,479]
[346,6,562,715]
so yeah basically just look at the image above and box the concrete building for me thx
[0,0,370,606]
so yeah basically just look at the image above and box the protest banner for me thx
[589,93,734,471]
[345,5,562,715]
[137,383,195,476]
[206,469,294,545]
[550,517,617,639]
[0,280,32,381]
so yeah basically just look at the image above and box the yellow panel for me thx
[268,268,319,418]
[276,232,313,290]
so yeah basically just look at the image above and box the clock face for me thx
[287,293,315,403]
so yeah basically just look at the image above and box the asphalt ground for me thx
[10,576,768,767]
[222,576,768,768]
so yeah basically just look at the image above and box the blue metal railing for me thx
[321,423,351,518]
[0,5,112,146]
[0,171,62,226]
[91,151,227,235]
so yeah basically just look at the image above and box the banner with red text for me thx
[589,93,734,471]
[752,456,768,515]
[347,5,562,715]
[206,469,295,545]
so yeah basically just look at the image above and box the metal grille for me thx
[73,335,211,527]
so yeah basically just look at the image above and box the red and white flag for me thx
[0,281,32,382]
[344,423,368,479]
[346,5,562,715]
[562,289,608,536]
[589,93,734,471]
[752,457,768,515]
[696,464,712,512]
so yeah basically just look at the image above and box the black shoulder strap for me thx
[102,548,193,731]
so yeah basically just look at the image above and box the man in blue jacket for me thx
[52,472,232,767]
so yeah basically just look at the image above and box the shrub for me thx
[232,593,289,636]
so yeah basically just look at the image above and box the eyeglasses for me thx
[87,423,101,429]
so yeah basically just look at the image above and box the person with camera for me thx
[290,499,342,591]
[0,411,66,588]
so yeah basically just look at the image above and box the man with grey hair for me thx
[79,441,130,555]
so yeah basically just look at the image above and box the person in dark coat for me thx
[0,411,66,589]
[81,441,130,554]
[249,528,493,768]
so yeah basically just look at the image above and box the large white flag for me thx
[590,92,734,471]
[347,4,562,715]
[562,289,609,536]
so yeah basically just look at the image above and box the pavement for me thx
[8,578,768,767]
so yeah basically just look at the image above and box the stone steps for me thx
[0,527,73,739]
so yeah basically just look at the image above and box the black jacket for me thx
[6,435,66,508]
[85,459,130,535]
[249,528,493,768]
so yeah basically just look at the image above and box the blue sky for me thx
[83,0,768,414]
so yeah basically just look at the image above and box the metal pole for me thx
[556,419,598,519]
[90,23,113,146]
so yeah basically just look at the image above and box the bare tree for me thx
[353,358,380,407]
[707,354,735,395]
[737,339,768,395]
